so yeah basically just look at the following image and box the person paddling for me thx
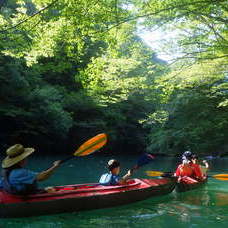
[0,144,61,195]
[174,159,198,183]
[99,159,132,185]
[191,154,209,178]
[184,151,205,180]
[175,151,207,183]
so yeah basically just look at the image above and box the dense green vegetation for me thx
[0,0,227,156]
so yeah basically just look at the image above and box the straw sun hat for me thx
[2,144,35,168]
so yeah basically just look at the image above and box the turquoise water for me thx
[0,154,228,227]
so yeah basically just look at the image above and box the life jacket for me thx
[175,164,194,177]
[190,163,204,179]
[99,173,120,186]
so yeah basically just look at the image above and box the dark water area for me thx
[0,154,228,227]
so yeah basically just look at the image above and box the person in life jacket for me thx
[174,159,198,183]
[174,150,199,184]
[0,144,61,195]
[175,151,207,184]
[190,154,208,179]
[99,159,132,186]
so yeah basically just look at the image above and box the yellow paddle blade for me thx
[214,177,228,181]
[145,171,164,176]
[213,174,228,178]
[212,174,228,181]
[74,133,107,156]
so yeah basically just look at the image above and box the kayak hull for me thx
[0,178,176,218]
[176,177,208,193]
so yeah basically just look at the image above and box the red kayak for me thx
[0,178,176,218]
[176,177,208,193]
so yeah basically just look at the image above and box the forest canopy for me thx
[0,0,227,157]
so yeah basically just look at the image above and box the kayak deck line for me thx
[26,181,142,199]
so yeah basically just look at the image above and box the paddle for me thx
[210,174,228,181]
[130,153,155,174]
[145,170,228,181]
[145,171,173,178]
[60,133,107,164]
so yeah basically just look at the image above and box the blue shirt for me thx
[99,173,120,186]
[0,168,38,194]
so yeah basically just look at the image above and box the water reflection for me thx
[173,187,228,207]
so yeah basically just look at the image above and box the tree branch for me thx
[0,0,59,33]
[96,0,227,34]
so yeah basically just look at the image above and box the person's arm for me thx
[36,160,61,181]
[174,165,181,177]
[200,160,209,176]
[202,160,209,169]
[118,170,132,184]
[174,165,183,182]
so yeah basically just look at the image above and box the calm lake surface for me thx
[0,154,228,228]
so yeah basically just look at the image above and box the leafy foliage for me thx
[0,0,227,157]
[144,59,228,155]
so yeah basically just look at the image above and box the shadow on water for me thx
[1,155,228,227]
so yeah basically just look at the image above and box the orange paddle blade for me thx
[212,174,228,180]
[74,133,107,156]
[214,177,228,181]
[213,174,228,178]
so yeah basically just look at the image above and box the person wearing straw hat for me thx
[0,144,61,195]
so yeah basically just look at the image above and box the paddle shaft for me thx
[129,153,155,174]
[59,155,75,164]
[129,165,139,175]
[146,170,228,180]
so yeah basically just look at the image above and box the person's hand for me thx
[177,177,182,183]
[127,169,132,177]
[125,170,132,179]
[45,186,56,193]
[122,169,132,181]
